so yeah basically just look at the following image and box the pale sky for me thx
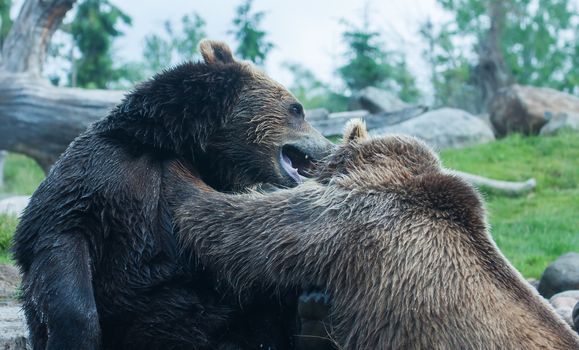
[108,0,452,98]
[9,0,453,98]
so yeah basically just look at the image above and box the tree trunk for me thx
[0,0,124,172]
[472,0,511,113]
[1,0,75,76]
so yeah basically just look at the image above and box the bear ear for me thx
[200,40,236,65]
[343,118,369,144]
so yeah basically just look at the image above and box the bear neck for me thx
[95,62,245,162]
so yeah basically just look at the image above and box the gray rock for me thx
[0,196,30,217]
[0,305,28,350]
[309,107,427,137]
[0,265,20,300]
[539,112,579,136]
[539,253,579,298]
[549,290,579,328]
[372,108,495,150]
[554,307,575,329]
[328,110,369,120]
[550,290,579,309]
[490,84,579,136]
[350,87,409,114]
[573,301,579,332]
[527,278,539,290]
[305,108,329,122]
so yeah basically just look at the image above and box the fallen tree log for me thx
[453,170,536,196]
[0,74,123,171]
[0,0,125,172]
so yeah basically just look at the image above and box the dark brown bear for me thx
[169,120,579,349]
[12,40,334,350]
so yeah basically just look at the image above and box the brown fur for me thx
[168,121,579,349]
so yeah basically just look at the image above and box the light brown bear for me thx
[167,120,579,349]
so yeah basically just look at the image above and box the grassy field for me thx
[440,131,579,278]
[0,132,577,277]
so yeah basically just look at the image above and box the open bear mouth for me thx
[280,144,316,184]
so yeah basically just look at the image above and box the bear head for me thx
[107,40,334,191]
[316,119,441,189]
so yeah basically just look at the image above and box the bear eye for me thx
[289,103,304,118]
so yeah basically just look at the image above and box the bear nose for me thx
[300,132,336,161]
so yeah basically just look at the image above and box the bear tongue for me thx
[281,153,302,184]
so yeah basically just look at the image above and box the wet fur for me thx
[169,121,579,349]
[12,41,333,349]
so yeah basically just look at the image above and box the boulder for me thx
[527,278,539,290]
[0,305,28,350]
[328,110,369,120]
[372,108,495,149]
[490,84,579,136]
[549,290,579,328]
[309,107,428,137]
[0,196,30,217]
[539,112,579,136]
[538,252,579,298]
[0,265,20,300]
[350,87,409,114]
[305,108,329,122]
[574,302,579,332]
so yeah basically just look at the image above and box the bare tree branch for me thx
[453,170,536,197]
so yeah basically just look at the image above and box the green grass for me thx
[0,133,577,277]
[440,131,579,278]
[2,153,45,195]
[0,214,18,263]
[0,153,44,263]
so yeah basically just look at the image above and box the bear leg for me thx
[22,234,100,350]
[295,291,335,350]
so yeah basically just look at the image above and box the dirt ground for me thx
[0,264,27,350]
[0,264,20,302]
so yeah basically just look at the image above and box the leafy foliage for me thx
[0,214,17,262]
[70,0,132,89]
[420,20,479,109]
[283,62,348,112]
[229,0,274,65]
[424,0,579,109]
[142,12,206,75]
[0,0,12,47]
[337,19,420,102]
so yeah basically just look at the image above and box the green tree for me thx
[229,0,273,65]
[283,62,349,112]
[427,0,579,108]
[338,19,420,102]
[142,12,206,75]
[0,0,12,47]
[142,33,172,74]
[70,0,131,88]
[420,21,476,109]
